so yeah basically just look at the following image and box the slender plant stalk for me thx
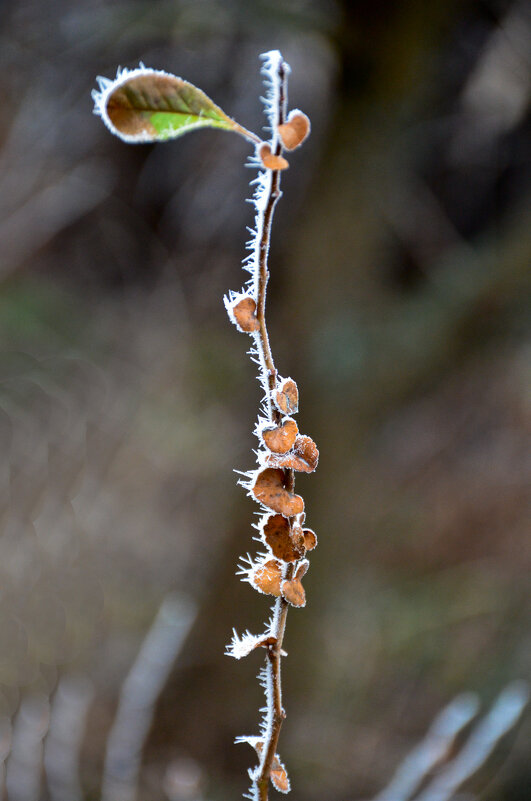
[255,58,287,401]
[253,59,296,800]
[93,49,315,800]
[225,52,317,801]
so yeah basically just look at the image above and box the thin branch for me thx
[247,54,294,801]
[255,61,287,396]
[415,681,529,801]
[251,55,292,801]
[102,594,196,801]
[45,675,94,801]
[253,57,288,423]
[256,572,292,801]
[225,50,315,800]
[374,693,480,801]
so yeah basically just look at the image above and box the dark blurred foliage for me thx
[0,0,530,799]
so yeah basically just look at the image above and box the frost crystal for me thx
[225,629,273,660]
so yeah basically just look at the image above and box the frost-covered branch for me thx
[93,48,312,801]
[224,51,315,801]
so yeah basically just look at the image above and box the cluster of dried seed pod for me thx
[245,376,319,608]
[221,336,318,615]
[224,357,318,792]
[226,359,318,791]
[224,309,321,608]
[256,110,311,171]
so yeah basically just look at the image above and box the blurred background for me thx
[0,0,530,799]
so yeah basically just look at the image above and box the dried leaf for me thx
[281,559,309,607]
[262,418,298,454]
[240,740,291,794]
[259,143,289,171]
[267,434,319,473]
[278,110,310,150]
[231,295,259,332]
[295,559,309,580]
[294,435,319,470]
[291,525,306,553]
[93,67,255,144]
[262,514,306,562]
[250,559,282,596]
[274,378,299,415]
[252,468,304,516]
[281,577,306,607]
[271,753,290,793]
[302,528,317,551]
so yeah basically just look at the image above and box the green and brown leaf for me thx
[93,67,258,144]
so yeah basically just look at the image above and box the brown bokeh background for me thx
[1,1,530,799]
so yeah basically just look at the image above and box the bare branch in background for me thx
[452,0,531,158]
[374,692,480,801]
[44,675,94,801]
[374,681,529,801]
[5,694,50,801]
[0,717,11,801]
[416,681,529,801]
[101,594,196,801]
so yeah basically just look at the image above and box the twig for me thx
[0,717,11,801]
[415,681,529,801]
[251,53,291,801]
[254,57,287,403]
[374,693,480,801]
[101,594,196,801]
[5,694,50,801]
[92,49,314,800]
[224,50,316,801]
[44,675,94,801]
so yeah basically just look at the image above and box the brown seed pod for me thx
[281,577,305,607]
[302,528,317,551]
[291,524,306,553]
[251,468,304,516]
[278,110,310,150]
[262,514,306,562]
[281,560,309,607]
[258,143,289,171]
[267,434,319,473]
[271,754,290,793]
[231,295,260,332]
[274,377,299,415]
[261,418,298,454]
[250,742,291,794]
[250,558,282,596]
